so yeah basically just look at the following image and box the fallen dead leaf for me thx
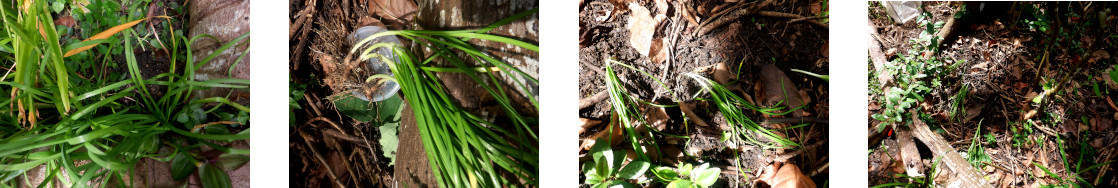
[694,62,737,85]
[641,104,669,132]
[650,38,670,64]
[760,64,805,117]
[369,0,418,26]
[579,111,625,151]
[1091,116,1112,132]
[755,162,817,188]
[54,15,76,28]
[1089,50,1111,64]
[579,118,603,135]
[627,2,665,58]
[679,102,712,127]
[964,104,983,124]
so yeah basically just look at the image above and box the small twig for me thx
[581,60,606,76]
[680,102,712,127]
[696,0,773,36]
[809,162,829,177]
[756,11,828,28]
[983,161,1011,173]
[309,117,347,136]
[298,129,347,188]
[788,15,826,24]
[578,91,609,110]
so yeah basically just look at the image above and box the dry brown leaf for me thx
[679,102,712,127]
[369,0,418,25]
[760,64,805,117]
[650,38,670,64]
[641,104,670,132]
[964,104,983,124]
[755,163,817,188]
[579,118,603,135]
[1090,116,1111,132]
[579,111,625,151]
[693,62,736,85]
[627,2,664,58]
[1089,50,1111,64]
[54,15,76,28]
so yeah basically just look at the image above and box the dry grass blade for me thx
[63,16,170,57]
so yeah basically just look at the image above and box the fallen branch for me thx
[909,112,993,188]
[298,129,347,188]
[868,22,893,87]
[755,11,828,28]
[695,0,773,36]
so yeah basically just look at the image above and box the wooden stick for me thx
[578,91,609,110]
[868,22,893,87]
[909,112,993,188]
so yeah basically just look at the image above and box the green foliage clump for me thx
[650,163,722,188]
[583,138,651,188]
[0,0,250,187]
[872,12,958,132]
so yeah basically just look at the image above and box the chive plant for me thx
[0,1,250,187]
[352,8,540,187]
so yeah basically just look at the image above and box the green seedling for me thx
[583,138,651,188]
[650,163,722,188]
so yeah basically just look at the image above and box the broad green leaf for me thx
[377,94,405,122]
[604,180,638,188]
[666,180,693,188]
[679,164,693,177]
[616,161,650,180]
[200,163,232,188]
[585,169,604,185]
[691,163,709,180]
[652,166,678,181]
[1109,68,1118,84]
[171,152,196,180]
[331,94,376,122]
[379,122,399,166]
[218,154,249,171]
[694,167,721,187]
[596,157,610,179]
[51,1,64,13]
[590,138,612,168]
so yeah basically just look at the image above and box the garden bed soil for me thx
[868,2,1118,186]
[578,0,829,187]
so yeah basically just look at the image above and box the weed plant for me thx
[686,73,800,148]
[352,8,540,187]
[872,11,960,132]
[0,1,250,187]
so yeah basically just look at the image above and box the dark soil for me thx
[578,0,829,187]
[868,2,1118,187]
